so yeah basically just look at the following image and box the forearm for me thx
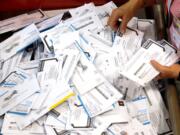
[128,0,156,10]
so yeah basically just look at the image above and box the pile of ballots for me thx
[0,1,179,135]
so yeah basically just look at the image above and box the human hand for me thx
[151,60,180,80]
[107,0,144,33]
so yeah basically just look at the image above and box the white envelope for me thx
[0,69,40,116]
[0,9,47,34]
[0,24,40,62]
[1,113,45,135]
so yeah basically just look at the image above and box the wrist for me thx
[129,0,145,9]
[170,66,180,79]
[129,0,156,9]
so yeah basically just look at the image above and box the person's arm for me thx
[108,0,156,32]
[151,60,180,80]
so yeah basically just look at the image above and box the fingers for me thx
[120,16,129,33]
[151,60,166,80]
[151,60,172,80]
[107,9,119,30]
[150,60,166,73]
[108,8,123,31]
[154,74,163,80]
[108,8,132,33]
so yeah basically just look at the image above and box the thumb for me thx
[150,60,166,72]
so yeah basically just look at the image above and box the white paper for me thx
[0,24,40,62]
[40,24,74,53]
[96,1,117,26]
[121,39,179,86]
[36,13,63,31]
[16,84,73,129]
[73,54,123,117]
[9,93,38,115]
[0,9,47,34]
[16,51,79,129]
[112,28,144,71]
[92,100,130,134]
[72,55,104,95]
[108,118,157,135]
[48,102,69,125]
[137,19,156,41]
[66,12,103,33]
[69,3,95,18]
[45,114,66,129]
[80,31,113,55]
[66,96,91,130]
[126,96,151,125]
[0,51,23,82]
[1,113,45,135]
[144,82,171,134]
[0,69,40,116]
